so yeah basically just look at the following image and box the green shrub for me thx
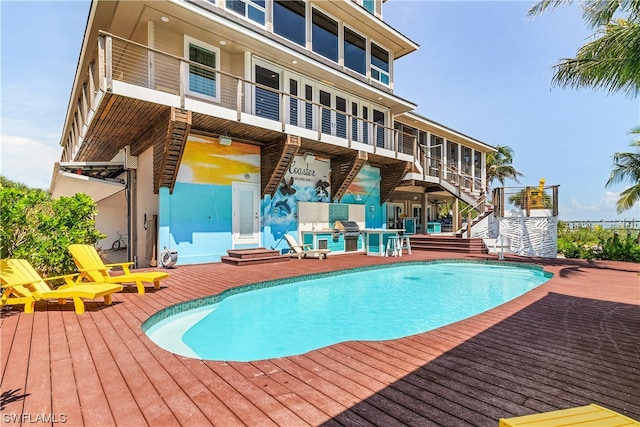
[1,178,105,276]
[557,221,640,262]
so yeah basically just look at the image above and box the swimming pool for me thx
[143,261,551,362]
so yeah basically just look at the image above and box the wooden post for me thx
[105,35,113,92]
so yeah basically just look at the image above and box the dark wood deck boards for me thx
[1,252,638,426]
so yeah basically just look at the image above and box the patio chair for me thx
[284,234,331,259]
[68,244,169,294]
[0,259,123,315]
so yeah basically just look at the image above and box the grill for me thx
[334,220,361,252]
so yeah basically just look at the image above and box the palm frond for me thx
[552,19,640,97]
[615,183,640,213]
[527,0,573,18]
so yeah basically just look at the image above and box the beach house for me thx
[50,0,496,265]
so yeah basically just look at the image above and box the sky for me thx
[1,0,639,221]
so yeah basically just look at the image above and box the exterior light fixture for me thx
[303,152,315,163]
[219,136,232,146]
[160,16,170,22]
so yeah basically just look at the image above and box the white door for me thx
[232,182,260,247]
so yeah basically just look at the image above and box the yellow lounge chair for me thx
[0,259,123,315]
[284,234,331,259]
[68,244,169,294]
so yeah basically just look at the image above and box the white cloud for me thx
[561,191,639,221]
[0,134,60,189]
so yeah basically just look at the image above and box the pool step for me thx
[221,248,291,266]
[410,235,488,255]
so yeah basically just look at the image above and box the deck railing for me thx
[63,32,480,196]
[492,185,559,217]
[415,143,484,195]
[101,32,415,154]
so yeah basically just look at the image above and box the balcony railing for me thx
[492,185,560,217]
[63,32,480,197]
[415,143,484,195]
[96,32,418,155]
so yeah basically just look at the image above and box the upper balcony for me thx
[60,35,492,207]
[62,32,420,165]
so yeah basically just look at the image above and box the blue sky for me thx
[1,1,638,221]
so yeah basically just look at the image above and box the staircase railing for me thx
[457,195,488,237]
[415,144,487,208]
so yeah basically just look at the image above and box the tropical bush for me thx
[1,177,105,277]
[557,221,640,262]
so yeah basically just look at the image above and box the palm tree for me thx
[606,129,640,214]
[528,0,640,97]
[486,145,524,186]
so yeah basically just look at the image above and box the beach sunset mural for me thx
[176,134,260,185]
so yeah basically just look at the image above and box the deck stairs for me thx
[439,177,484,207]
[221,248,291,266]
[154,108,191,193]
[410,234,488,255]
[456,208,494,238]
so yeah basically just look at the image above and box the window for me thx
[185,36,220,101]
[370,42,389,85]
[448,140,458,174]
[312,8,338,62]
[430,135,443,176]
[344,27,366,75]
[319,89,332,134]
[273,0,306,47]
[336,96,346,138]
[363,0,375,14]
[304,84,313,129]
[373,109,385,148]
[462,146,472,175]
[474,150,482,181]
[255,64,280,120]
[226,0,265,25]
[351,102,359,141]
[353,0,375,14]
[362,106,369,144]
[288,78,298,125]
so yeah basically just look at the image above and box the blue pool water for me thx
[144,261,551,362]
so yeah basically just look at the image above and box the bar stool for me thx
[386,236,400,257]
[398,235,412,256]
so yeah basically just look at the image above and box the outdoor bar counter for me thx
[362,229,404,256]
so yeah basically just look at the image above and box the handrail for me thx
[491,185,560,217]
[416,143,485,197]
[493,234,508,260]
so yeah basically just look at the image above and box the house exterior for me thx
[50,0,496,266]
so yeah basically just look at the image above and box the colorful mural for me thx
[262,155,331,248]
[159,137,384,262]
[159,134,260,264]
[176,134,260,185]
[341,165,383,228]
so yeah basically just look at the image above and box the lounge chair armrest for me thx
[0,279,36,288]
[42,273,79,282]
[43,273,80,286]
[104,262,134,267]
[78,267,112,273]
[104,262,133,274]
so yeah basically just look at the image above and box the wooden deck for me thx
[1,251,638,426]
